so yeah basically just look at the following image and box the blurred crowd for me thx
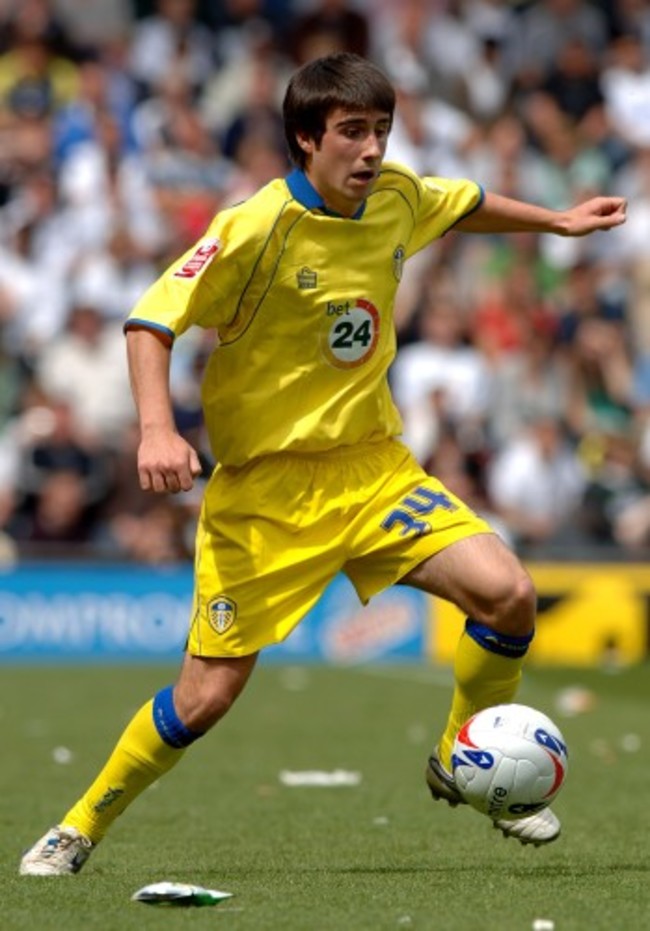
[1,0,650,565]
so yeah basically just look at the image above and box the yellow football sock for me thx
[61,697,189,843]
[438,620,532,772]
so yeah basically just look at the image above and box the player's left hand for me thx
[559,196,627,236]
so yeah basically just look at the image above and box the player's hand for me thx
[559,196,627,236]
[137,428,203,494]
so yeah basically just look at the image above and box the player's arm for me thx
[126,327,202,494]
[454,190,627,237]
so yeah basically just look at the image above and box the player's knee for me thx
[175,684,238,732]
[491,569,536,636]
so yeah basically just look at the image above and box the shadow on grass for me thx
[507,862,650,879]
[227,861,650,879]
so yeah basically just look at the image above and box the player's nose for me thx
[363,132,383,159]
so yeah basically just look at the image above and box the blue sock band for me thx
[152,685,204,749]
[465,618,534,658]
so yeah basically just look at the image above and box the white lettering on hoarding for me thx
[0,593,190,654]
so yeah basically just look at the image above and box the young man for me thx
[20,53,626,875]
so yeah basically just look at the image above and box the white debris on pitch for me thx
[279,769,362,786]
[554,686,596,717]
[620,733,641,752]
[131,882,233,906]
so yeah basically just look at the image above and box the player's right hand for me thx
[137,429,203,494]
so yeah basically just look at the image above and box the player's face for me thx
[299,108,391,217]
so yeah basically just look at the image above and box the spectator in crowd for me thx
[600,30,650,150]
[385,68,478,179]
[49,0,132,52]
[66,225,159,324]
[198,15,289,142]
[6,394,114,552]
[0,2,80,118]
[391,282,491,465]
[505,0,609,97]
[486,312,569,448]
[579,429,649,547]
[487,415,588,548]
[52,55,138,167]
[613,148,650,355]
[470,245,556,363]
[35,303,135,447]
[128,0,215,98]
[0,169,72,358]
[288,0,371,64]
[539,36,604,126]
[135,70,231,245]
[57,106,164,251]
[609,0,650,55]
[18,468,96,547]
[564,311,635,439]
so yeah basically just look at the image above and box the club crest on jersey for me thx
[297,266,318,289]
[207,595,237,635]
[173,238,221,279]
[393,245,405,281]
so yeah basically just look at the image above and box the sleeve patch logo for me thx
[172,238,221,279]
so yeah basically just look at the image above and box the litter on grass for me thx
[620,733,641,752]
[279,769,362,787]
[131,882,233,907]
[554,686,596,717]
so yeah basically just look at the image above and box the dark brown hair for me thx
[283,53,395,168]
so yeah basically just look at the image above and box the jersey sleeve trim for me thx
[123,319,176,343]
[443,183,485,235]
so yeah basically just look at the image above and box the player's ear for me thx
[296,132,314,156]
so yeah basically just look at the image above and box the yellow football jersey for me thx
[126,162,483,466]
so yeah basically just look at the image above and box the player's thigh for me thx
[189,456,345,657]
[402,533,536,632]
[344,442,493,600]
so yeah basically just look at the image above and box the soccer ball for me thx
[451,703,568,821]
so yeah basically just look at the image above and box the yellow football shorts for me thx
[187,439,492,657]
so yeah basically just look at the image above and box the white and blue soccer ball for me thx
[451,703,568,821]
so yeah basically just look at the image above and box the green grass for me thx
[2,661,649,931]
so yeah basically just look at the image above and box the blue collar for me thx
[286,168,366,220]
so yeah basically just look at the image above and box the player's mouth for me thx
[350,170,376,185]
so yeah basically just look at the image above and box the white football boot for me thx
[426,750,561,847]
[426,751,467,807]
[493,806,561,846]
[20,825,94,876]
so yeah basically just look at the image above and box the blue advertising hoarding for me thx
[0,563,429,663]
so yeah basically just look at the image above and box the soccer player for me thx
[20,52,626,875]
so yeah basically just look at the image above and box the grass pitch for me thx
[3,660,649,931]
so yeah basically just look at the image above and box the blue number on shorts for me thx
[381,485,457,537]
